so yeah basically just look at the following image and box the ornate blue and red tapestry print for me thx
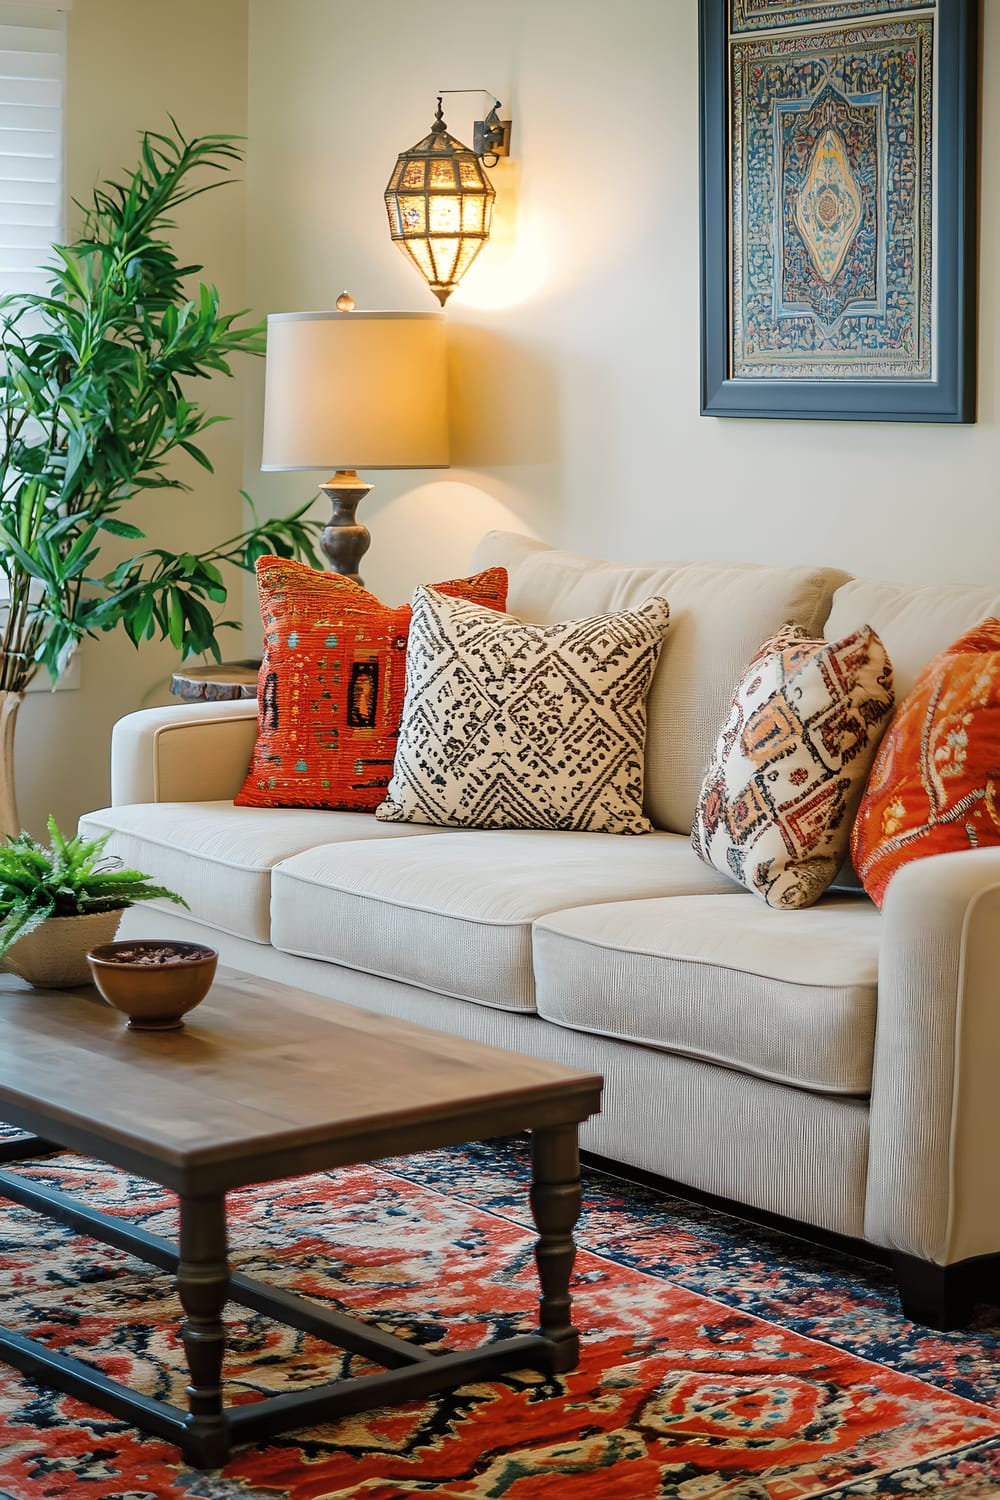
[730,14,932,380]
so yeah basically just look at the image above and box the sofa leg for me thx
[891,1251,980,1330]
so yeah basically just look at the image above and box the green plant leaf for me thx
[0,817,187,955]
[178,440,214,472]
[0,524,49,585]
[0,898,54,953]
[167,589,184,650]
[98,518,147,540]
[0,120,323,688]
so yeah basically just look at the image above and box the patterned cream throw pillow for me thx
[375,586,671,834]
[691,624,894,909]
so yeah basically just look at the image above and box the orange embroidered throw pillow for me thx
[851,619,1000,908]
[235,558,508,812]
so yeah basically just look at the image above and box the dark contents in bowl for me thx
[100,945,215,966]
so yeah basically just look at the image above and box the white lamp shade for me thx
[261,310,449,471]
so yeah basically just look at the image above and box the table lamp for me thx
[260,294,449,584]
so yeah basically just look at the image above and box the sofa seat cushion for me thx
[533,893,881,1094]
[79,803,444,944]
[270,829,737,1012]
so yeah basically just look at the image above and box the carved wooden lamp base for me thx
[318,469,373,586]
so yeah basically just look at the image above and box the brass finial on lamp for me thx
[260,297,449,585]
[384,95,510,306]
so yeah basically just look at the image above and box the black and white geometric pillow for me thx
[375,586,671,835]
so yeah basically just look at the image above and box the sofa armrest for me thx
[110,701,259,805]
[865,847,1000,1264]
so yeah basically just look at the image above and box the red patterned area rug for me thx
[0,1137,999,1499]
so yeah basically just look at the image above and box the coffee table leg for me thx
[530,1124,582,1374]
[177,1194,230,1468]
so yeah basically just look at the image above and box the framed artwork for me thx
[699,0,978,422]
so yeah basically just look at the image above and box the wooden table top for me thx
[0,970,602,1194]
[169,659,260,701]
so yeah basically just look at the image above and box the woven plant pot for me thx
[4,908,123,988]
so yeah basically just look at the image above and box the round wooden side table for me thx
[169,660,261,702]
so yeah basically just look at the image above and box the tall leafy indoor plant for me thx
[0,121,321,834]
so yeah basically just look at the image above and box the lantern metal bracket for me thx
[438,90,512,166]
[474,104,511,166]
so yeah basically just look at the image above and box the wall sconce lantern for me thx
[384,94,511,307]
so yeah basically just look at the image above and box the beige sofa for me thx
[80,531,1000,1329]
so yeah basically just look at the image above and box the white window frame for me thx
[0,0,75,687]
[0,0,68,299]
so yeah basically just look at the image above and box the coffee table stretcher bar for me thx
[0,1126,585,1467]
[0,977,600,1470]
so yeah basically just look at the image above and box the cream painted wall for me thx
[244,0,999,622]
[15,0,250,835]
[25,1,994,828]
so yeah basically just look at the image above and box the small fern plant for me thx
[0,816,188,957]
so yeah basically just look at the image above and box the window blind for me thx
[0,2,65,299]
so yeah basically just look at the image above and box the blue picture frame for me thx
[699,0,978,422]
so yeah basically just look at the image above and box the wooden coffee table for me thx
[0,969,602,1469]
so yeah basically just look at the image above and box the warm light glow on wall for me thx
[452,219,551,310]
[449,166,551,310]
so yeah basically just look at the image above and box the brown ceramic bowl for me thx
[87,939,218,1031]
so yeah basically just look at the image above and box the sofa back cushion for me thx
[825,578,1000,700]
[471,532,848,834]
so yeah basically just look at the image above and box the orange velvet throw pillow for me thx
[851,619,1000,907]
[235,558,508,812]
